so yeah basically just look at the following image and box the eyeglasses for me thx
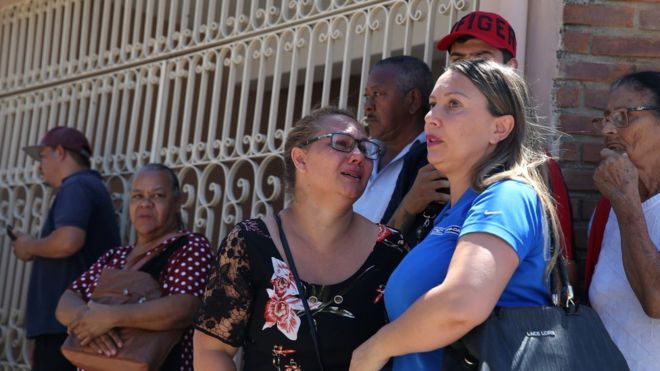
[302,132,383,160]
[592,106,660,130]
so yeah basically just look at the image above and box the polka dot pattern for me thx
[69,231,214,370]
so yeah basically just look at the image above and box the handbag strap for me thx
[275,214,325,371]
[138,235,190,280]
[415,202,444,244]
[550,230,575,312]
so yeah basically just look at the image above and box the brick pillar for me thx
[554,0,660,279]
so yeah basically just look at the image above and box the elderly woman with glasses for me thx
[584,71,660,370]
[193,107,408,370]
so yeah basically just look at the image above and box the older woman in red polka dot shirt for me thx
[55,164,214,371]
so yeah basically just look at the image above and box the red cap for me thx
[23,126,92,161]
[436,11,517,58]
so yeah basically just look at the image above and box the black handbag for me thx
[457,253,629,371]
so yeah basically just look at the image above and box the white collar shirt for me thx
[353,132,426,222]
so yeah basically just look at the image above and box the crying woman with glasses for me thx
[193,107,409,370]
[585,71,660,370]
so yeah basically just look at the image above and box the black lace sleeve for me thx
[194,223,253,347]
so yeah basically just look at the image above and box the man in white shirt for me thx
[354,56,447,242]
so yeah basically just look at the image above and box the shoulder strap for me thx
[139,234,190,280]
[553,243,575,311]
[584,197,611,290]
[546,156,574,259]
[414,202,444,244]
[274,214,325,371]
[544,204,576,311]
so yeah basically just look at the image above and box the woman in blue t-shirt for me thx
[349,59,564,370]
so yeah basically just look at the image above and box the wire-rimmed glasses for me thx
[592,106,660,131]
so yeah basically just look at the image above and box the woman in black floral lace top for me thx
[193,107,409,370]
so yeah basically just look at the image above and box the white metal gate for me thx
[0,0,478,368]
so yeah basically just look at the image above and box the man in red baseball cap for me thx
[436,10,518,68]
[10,127,120,370]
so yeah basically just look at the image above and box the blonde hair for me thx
[449,59,563,273]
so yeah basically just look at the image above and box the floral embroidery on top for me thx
[263,257,305,340]
[263,256,387,341]
[272,345,299,371]
[270,257,299,298]
[195,219,409,370]
[376,224,393,242]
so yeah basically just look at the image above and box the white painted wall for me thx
[478,0,562,136]
[479,0,530,74]
[525,0,563,135]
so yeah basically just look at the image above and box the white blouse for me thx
[590,193,660,371]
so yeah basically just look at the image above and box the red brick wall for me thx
[554,0,660,274]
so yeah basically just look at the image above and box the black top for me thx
[195,219,408,370]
